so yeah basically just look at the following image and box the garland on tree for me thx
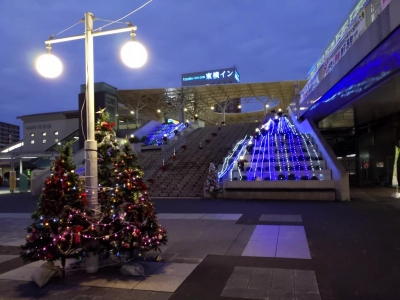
[94,110,167,258]
[21,110,168,264]
[21,142,92,262]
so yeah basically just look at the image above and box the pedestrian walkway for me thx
[0,186,400,299]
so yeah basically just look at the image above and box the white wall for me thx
[289,107,350,201]
[23,118,79,152]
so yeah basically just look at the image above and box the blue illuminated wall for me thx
[298,26,400,123]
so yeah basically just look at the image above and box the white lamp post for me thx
[36,12,147,212]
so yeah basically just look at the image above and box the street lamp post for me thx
[36,12,147,212]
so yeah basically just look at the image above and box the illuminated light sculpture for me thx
[223,115,324,182]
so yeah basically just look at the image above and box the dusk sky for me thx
[0,0,358,131]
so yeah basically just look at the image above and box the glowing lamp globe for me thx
[120,41,147,68]
[36,53,63,78]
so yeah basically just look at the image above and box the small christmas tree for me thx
[21,142,91,262]
[95,108,120,188]
[205,163,220,196]
[95,110,167,259]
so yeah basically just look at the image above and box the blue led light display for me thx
[222,116,327,181]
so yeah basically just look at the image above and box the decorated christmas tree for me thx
[21,110,167,266]
[21,142,91,262]
[205,162,220,196]
[94,110,167,259]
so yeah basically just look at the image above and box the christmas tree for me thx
[21,142,91,262]
[205,162,220,196]
[21,110,167,265]
[94,109,167,259]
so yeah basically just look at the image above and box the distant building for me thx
[0,121,20,150]
[17,111,79,152]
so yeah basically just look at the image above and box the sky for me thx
[0,0,358,131]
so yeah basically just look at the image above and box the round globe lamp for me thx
[120,41,147,68]
[36,53,63,78]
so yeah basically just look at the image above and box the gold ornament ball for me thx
[156,255,162,262]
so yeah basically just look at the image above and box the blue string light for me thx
[222,115,325,181]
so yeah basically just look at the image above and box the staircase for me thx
[220,116,339,200]
[147,123,259,197]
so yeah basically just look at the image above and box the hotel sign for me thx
[181,67,240,86]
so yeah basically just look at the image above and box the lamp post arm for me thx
[45,26,136,45]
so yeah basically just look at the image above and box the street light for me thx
[36,12,147,212]
[36,45,63,78]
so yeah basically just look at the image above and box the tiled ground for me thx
[221,267,320,300]
[0,214,32,246]
[1,187,400,299]
[0,212,312,299]
[242,225,311,259]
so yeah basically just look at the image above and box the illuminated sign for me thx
[181,67,240,86]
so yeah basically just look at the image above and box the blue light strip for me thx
[218,135,250,179]
[286,120,310,179]
[287,131,301,179]
[267,132,272,180]
[260,135,267,179]
[274,133,281,180]
[247,139,256,179]
[300,132,322,172]
[254,136,266,179]
[281,118,299,179]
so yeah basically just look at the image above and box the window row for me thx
[31,139,59,144]
[30,131,58,137]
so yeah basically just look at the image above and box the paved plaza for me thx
[0,186,400,299]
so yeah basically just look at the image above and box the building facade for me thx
[0,121,19,150]
[17,111,79,152]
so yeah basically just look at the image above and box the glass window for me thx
[30,133,35,137]
[42,132,46,136]
[54,131,59,135]
[55,138,59,143]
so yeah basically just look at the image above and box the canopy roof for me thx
[117,80,306,125]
